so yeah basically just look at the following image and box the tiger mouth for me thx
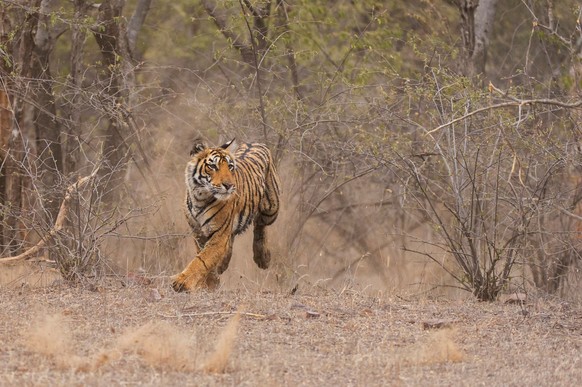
[213,191,233,200]
[212,187,235,200]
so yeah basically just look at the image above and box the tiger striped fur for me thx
[172,139,280,292]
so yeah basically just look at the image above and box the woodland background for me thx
[1,0,582,301]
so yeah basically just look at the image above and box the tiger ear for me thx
[190,139,207,156]
[221,138,238,154]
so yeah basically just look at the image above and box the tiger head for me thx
[186,139,238,200]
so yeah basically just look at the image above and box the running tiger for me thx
[172,139,281,291]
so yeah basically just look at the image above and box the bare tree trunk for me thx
[93,0,130,202]
[4,117,26,255]
[201,0,273,143]
[127,0,152,56]
[276,0,302,100]
[452,0,498,77]
[0,1,40,254]
[63,0,89,176]
[457,0,478,64]
[274,0,302,162]
[32,0,63,223]
[0,6,11,251]
[201,0,256,65]
[472,0,498,76]
[0,88,10,251]
[90,0,151,202]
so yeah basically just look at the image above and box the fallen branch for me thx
[0,167,100,264]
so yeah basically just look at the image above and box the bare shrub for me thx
[385,61,582,300]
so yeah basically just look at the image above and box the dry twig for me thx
[159,311,269,319]
[426,83,582,135]
[0,167,100,264]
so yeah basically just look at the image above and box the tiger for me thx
[172,138,281,292]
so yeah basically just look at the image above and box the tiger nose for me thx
[223,182,234,191]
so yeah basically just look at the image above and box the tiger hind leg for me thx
[253,163,280,270]
[252,222,271,269]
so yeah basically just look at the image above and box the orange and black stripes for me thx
[173,139,280,292]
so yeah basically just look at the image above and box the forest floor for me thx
[0,272,581,386]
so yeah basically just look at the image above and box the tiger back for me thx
[173,139,280,292]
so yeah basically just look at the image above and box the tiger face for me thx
[186,139,237,201]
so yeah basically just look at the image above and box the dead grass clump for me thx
[23,310,241,375]
[406,328,465,365]
[25,313,85,370]
[201,312,241,373]
[117,320,197,371]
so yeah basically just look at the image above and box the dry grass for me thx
[1,275,581,386]
[25,313,80,370]
[116,320,198,371]
[405,328,464,365]
[17,299,241,376]
[201,311,241,373]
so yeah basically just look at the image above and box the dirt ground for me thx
[0,271,581,387]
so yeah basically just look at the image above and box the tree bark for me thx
[32,0,63,223]
[127,0,152,56]
[93,0,129,202]
[0,6,11,248]
[63,0,89,176]
[201,0,256,65]
[472,0,498,76]
[92,0,151,202]
[457,0,478,61]
[452,0,498,77]
[0,1,40,254]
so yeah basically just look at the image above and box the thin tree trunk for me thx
[0,1,40,254]
[63,0,88,176]
[472,0,498,76]
[0,88,11,251]
[127,0,152,56]
[457,0,478,62]
[92,0,151,202]
[0,5,10,249]
[4,98,28,255]
[32,0,63,223]
[452,0,498,76]
[93,0,129,202]
[202,0,256,65]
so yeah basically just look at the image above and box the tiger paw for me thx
[172,272,200,292]
[252,247,271,269]
[172,271,219,292]
[171,278,189,292]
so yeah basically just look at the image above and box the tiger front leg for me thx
[172,237,230,292]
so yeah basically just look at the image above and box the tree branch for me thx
[201,0,255,64]
[0,167,100,264]
[426,83,582,135]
